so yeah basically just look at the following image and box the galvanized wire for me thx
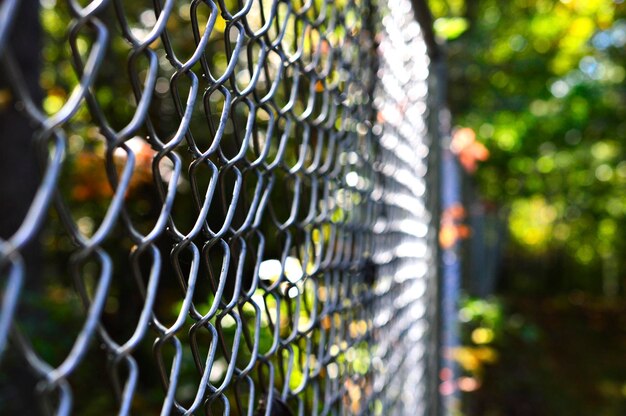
[0,0,440,414]
[368,1,440,413]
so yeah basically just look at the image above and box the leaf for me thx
[434,17,469,40]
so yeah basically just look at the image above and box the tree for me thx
[432,0,626,294]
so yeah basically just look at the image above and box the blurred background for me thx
[432,0,626,415]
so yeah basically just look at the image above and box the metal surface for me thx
[0,0,441,414]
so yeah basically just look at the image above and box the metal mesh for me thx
[370,1,440,414]
[0,0,439,414]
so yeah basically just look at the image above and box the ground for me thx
[465,294,626,416]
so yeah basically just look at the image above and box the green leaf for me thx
[434,17,469,40]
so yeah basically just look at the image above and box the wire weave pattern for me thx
[0,0,439,413]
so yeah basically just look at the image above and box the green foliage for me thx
[434,17,469,40]
[432,0,626,288]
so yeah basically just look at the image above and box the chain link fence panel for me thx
[0,0,442,414]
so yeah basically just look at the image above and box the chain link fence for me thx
[0,0,443,414]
